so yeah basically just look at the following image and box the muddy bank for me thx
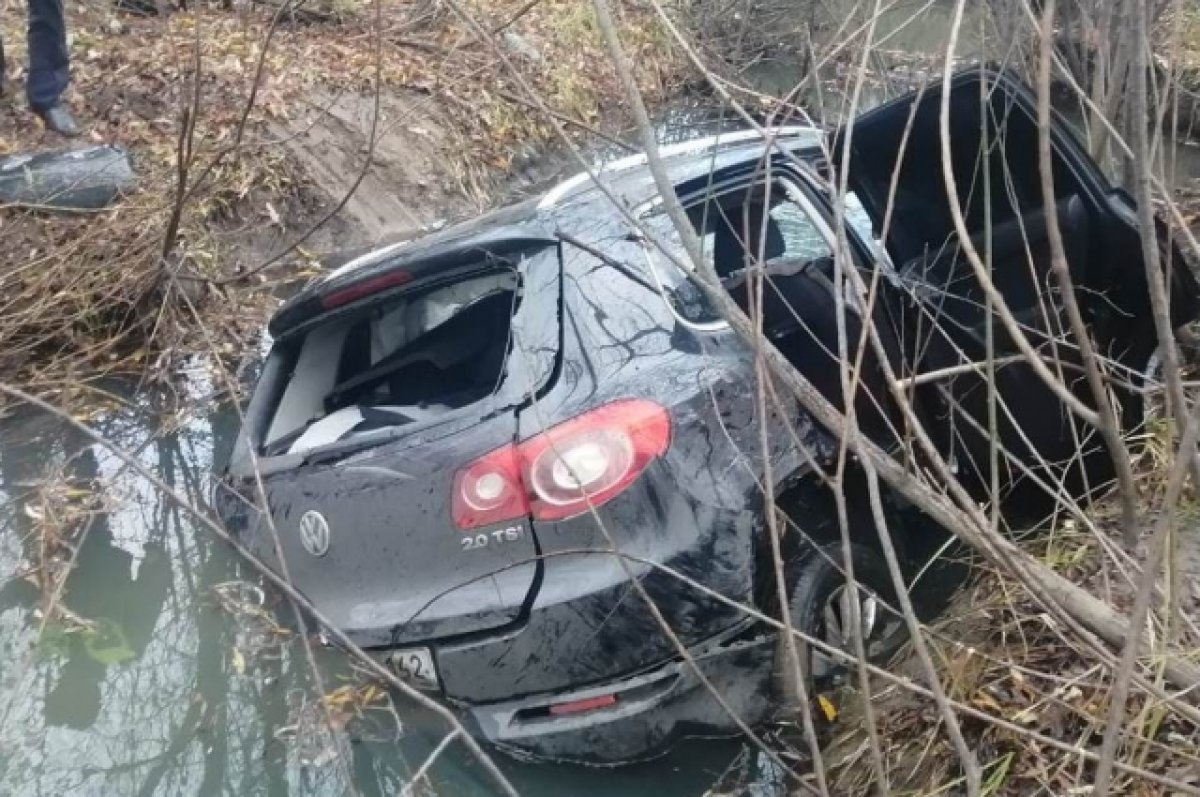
[276,87,596,251]
[0,0,688,393]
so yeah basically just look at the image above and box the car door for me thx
[827,67,1199,515]
[657,164,916,456]
[834,66,1197,345]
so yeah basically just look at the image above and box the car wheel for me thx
[772,543,906,711]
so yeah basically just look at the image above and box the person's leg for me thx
[26,0,69,112]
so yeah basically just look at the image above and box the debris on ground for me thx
[0,0,687,399]
[0,146,135,209]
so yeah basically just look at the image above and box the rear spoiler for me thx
[269,223,557,339]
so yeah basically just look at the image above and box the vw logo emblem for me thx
[298,510,331,558]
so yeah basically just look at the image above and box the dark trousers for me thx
[0,0,70,112]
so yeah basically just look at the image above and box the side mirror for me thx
[667,277,723,326]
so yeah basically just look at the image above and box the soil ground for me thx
[0,0,683,391]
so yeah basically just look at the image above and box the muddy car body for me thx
[216,70,1198,763]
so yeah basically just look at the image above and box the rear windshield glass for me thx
[263,269,520,455]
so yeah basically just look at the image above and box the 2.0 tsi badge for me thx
[298,510,331,557]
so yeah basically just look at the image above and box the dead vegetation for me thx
[0,0,688,398]
[812,358,1200,795]
[817,476,1200,796]
[654,3,1200,795]
[12,460,111,625]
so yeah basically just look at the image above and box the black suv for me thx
[216,70,1198,763]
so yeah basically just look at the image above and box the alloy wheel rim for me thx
[811,583,888,681]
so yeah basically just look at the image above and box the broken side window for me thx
[640,176,838,331]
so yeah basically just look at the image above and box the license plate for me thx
[385,647,440,691]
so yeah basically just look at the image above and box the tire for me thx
[772,543,907,712]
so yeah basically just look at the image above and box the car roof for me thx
[270,126,826,334]
[538,125,825,215]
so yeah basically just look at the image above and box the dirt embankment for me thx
[275,86,572,248]
[0,0,687,394]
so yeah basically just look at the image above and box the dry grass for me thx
[795,386,1200,796]
[0,0,689,400]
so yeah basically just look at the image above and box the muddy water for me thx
[0,371,784,796]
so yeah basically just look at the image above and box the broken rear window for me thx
[263,268,520,455]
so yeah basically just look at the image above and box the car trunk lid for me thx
[226,231,561,646]
[255,410,541,646]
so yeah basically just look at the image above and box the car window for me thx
[263,270,519,454]
[770,198,834,261]
[640,177,835,328]
[690,197,832,272]
[688,179,832,280]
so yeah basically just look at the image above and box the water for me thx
[0,367,779,796]
[740,0,991,117]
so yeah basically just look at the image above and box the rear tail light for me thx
[520,401,671,521]
[452,445,526,529]
[451,399,671,529]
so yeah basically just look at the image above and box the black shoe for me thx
[115,0,162,15]
[38,105,80,137]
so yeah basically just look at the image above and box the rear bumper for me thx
[456,623,775,763]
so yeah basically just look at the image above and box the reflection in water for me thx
[0,393,293,796]
[43,446,170,732]
[0,382,759,796]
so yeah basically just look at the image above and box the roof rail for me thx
[536,125,819,211]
